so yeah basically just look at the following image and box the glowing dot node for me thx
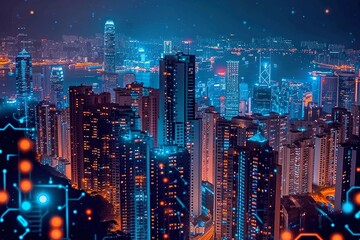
[19,179,32,193]
[50,216,63,228]
[38,194,48,204]
[19,159,32,174]
[330,233,344,240]
[0,191,9,205]
[18,138,32,152]
[342,202,354,214]
[21,201,31,211]
[49,229,63,240]
[85,209,92,215]
[354,192,360,205]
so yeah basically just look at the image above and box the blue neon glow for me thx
[21,201,31,211]
[342,202,354,214]
[38,194,49,204]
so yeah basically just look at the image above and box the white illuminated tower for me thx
[225,60,240,119]
[103,20,116,73]
[103,20,118,101]
[50,66,65,108]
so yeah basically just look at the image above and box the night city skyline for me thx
[1,1,360,240]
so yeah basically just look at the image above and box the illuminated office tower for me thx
[119,130,152,240]
[164,40,172,54]
[352,105,360,136]
[57,108,71,179]
[103,20,117,100]
[201,107,220,184]
[158,52,195,147]
[311,72,338,113]
[282,138,314,196]
[188,119,202,217]
[289,82,304,119]
[332,107,353,143]
[271,79,288,114]
[115,83,160,146]
[225,60,239,119]
[239,133,281,240]
[337,71,357,111]
[207,73,226,112]
[334,137,360,211]
[36,101,60,157]
[70,86,136,223]
[313,126,339,187]
[254,113,289,158]
[252,84,272,115]
[214,118,231,239]
[15,49,33,122]
[104,20,116,73]
[215,131,281,239]
[69,85,134,188]
[69,85,93,189]
[150,146,190,240]
[50,66,65,108]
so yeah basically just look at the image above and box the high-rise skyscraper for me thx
[240,133,281,239]
[120,130,152,240]
[214,130,281,239]
[150,146,190,240]
[282,138,314,196]
[15,49,33,121]
[50,66,65,108]
[104,20,116,73]
[313,124,339,187]
[36,101,59,157]
[70,85,137,224]
[158,52,195,147]
[252,84,272,115]
[225,60,239,119]
[337,71,357,111]
[335,137,360,211]
[115,83,160,146]
[201,107,220,184]
[103,20,117,101]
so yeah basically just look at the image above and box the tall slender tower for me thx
[104,20,116,73]
[225,60,239,119]
[158,52,195,147]
[50,66,65,108]
[15,49,33,122]
[103,20,117,101]
[150,146,190,240]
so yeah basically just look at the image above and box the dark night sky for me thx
[0,0,360,46]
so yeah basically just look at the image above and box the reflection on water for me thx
[0,67,159,99]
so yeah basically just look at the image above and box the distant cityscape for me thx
[0,17,360,240]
